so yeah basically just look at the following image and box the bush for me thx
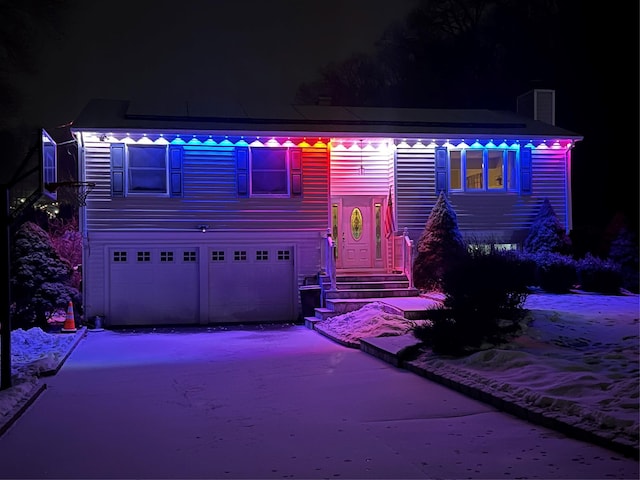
[576,253,622,294]
[413,192,466,292]
[607,224,639,293]
[533,252,577,293]
[10,221,81,330]
[524,198,572,255]
[412,251,529,356]
[512,252,538,287]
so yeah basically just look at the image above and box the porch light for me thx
[197,224,209,233]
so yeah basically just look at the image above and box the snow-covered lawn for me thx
[316,292,640,451]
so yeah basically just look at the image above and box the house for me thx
[68,89,582,327]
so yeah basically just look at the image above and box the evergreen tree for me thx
[10,221,80,330]
[608,223,639,293]
[523,198,572,255]
[412,191,466,291]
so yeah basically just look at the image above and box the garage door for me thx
[109,247,200,326]
[208,246,294,323]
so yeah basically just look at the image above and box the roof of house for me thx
[71,98,583,140]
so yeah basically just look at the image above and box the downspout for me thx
[565,142,574,235]
[75,131,89,316]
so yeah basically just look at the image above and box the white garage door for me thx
[208,246,294,323]
[109,247,200,326]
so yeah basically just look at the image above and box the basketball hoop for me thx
[44,181,96,207]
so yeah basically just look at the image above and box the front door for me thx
[333,196,384,270]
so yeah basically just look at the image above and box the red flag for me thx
[385,187,396,238]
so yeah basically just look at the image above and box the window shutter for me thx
[435,147,448,194]
[520,147,532,195]
[290,148,302,196]
[110,143,125,197]
[169,145,183,197]
[236,146,249,197]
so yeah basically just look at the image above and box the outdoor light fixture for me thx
[197,224,209,233]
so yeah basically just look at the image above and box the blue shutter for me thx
[236,146,249,197]
[169,145,183,197]
[290,148,302,196]
[110,143,125,197]
[520,147,532,195]
[435,147,448,194]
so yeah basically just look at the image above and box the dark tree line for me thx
[295,0,638,251]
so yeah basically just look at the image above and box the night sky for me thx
[16,0,419,126]
[8,0,640,248]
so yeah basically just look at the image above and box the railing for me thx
[392,227,414,289]
[323,230,337,291]
[402,227,415,289]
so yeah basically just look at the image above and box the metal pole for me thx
[1,184,12,390]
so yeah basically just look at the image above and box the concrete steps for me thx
[304,273,422,329]
[320,273,419,300]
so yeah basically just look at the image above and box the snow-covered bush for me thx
[10,221,81,330]
[523,198,572,255]
[532,252,577,293]
[412,192,466,291]
[576,253,622,294]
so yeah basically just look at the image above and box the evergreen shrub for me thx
[576,253,622,294]
[533,252,577,293]
[523,198,572,255]
[412,192,466,292]
[607,225,639,293]
[412,251,529,356]
[10,221,81,330]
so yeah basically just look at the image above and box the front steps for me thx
[304,272,420,329]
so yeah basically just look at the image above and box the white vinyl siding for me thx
[83,141,327,231]
[396,146,570,245]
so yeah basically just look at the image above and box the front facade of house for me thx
[70,93,582,326]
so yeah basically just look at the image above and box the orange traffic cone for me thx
[61,301,77,333]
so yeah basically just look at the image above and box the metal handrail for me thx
[324,232,337,291]
[402,227,414,289]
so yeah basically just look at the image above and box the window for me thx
[128,146,167,193]
[137,251,151,262]
[113,251,127,262]
[236,147,302,197]
[183,251,197,262]
[251,148,288,196]
[211,251,225,261]
[468,243,518,254]
[160,251,174,262]
[234,250,247,261]
[256,250,268,261]
[110,144,183,197]
[277,250,290,260]
[447,148,520,192]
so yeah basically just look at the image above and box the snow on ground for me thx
[314,302,426,345]
[0,328,76,422]
[1,292,638,450]
[317,292,640,450]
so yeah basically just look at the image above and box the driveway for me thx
[0,325,637,479]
